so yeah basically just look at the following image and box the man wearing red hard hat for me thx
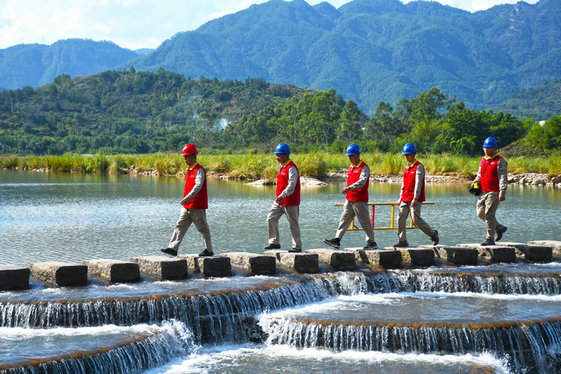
[161,144,214,257]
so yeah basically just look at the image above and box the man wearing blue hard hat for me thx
[393,144,439,247]
[324,144,378,250]
[264,143,302,252]
[472,137,508,246]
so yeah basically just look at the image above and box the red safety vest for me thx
[401,160,426,202]
[480,155,502,192]
[346,160,369,202]
[183,163,208,209]
[276,160,300,206]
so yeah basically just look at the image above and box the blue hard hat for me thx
[346,144,361,155]
[274,143,290,154]
[483,137,498,148]
[402,143,417,154]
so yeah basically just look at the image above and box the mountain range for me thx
[1,0,560,116]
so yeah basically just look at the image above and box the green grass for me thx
[1,152,560,178]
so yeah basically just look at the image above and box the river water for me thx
[1,170,561,373]
[1,171,560,266]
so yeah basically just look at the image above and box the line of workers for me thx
[160,137,508,257]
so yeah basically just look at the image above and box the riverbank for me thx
[1,152,560,187]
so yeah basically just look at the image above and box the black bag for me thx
[468,159,492,196]
[468,182,480,196]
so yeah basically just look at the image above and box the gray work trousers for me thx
[335,200,375,242]
[267,203,302,250]
[168,207,213,252]
[397,201,435,242]
[477,191,505,240]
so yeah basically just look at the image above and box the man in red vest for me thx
[161,144,214,257]
[393,143,439,247]
[264,143,302,252]
[473,137,508,246]
[324,144,377,250]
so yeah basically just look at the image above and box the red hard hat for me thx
[181,144,198,155]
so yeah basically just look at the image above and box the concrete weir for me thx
[528,240,561,256]
[419,245,479,265]
[29,261,88,287]
[265,251,319,273]
[178,254,231,277]
[0,265,30,291]
[306,248,356,271]
[130,256,187,280]
[456,243,516,263]
[499,242,553,263]
[345,248,402,269]
[221,252,274,276]
[83,259,140,283]
[388,247,435,267]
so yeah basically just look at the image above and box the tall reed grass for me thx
[1,152,560,178]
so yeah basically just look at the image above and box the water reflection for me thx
[1,171,560,266]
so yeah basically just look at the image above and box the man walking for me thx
[473,137,508,246]
[264,143,302,252]
[324,144,378,250]
[161,144,214,257]
[393,143,439,247]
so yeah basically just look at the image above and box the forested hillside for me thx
[0,69,310,154]
[0,39,139,89]
[3,69,553,157]
[130,0,561,113]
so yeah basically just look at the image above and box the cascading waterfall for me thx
[259,316,561,372]
[3,270,561,372]
[0,320,196,374]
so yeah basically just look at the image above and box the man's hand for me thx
[341,186,350,194]
[499,191,506,201]
[411,199,418,207]
[180,197,188,205]
[276,196,284,204]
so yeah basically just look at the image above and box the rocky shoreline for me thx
[8,167,561,188]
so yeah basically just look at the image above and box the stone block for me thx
[83,259,140,283]
[419,245,479,265]
[392,247,435,267]
[0,265,30,291]
[456,243,516,263]
[345,248,401,269]
[500,242,552,263]
[221,252,276,276]
[306,248,357,271]
[528,240,561,256]
[264,250,319,273]
[29,261,88,287]
[130,256,187,280]
[179,255,231,278]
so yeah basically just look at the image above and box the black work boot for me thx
[323,238,341,249]
[480,238,495,246]
[288,248,302,253]
[160,248,178,256]
[198,249,214,257]
[392,241,409,248]
[264,244,281,250]
[363,240,378,250]
[430,230,439,246]
[495,226,507,241]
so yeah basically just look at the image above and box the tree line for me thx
[0,69,559,156]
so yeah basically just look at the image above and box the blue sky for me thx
[0,0,539,50]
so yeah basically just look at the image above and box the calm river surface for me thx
[1,170,560,267]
